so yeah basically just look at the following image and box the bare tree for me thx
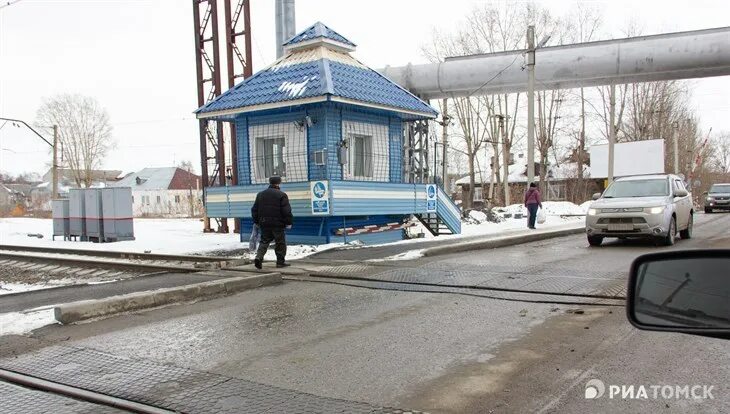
[422,26,490,208]
[710,132,730,174]
[565,3,603,200]
[36,94,115,188]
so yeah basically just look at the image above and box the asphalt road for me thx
[3,212,729,413]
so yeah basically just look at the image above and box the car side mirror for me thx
[627,250,730,340]
[592,192,601,201]
[674,189,688,197]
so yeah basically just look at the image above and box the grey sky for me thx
[0,0,728,177]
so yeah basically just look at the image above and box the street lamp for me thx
[0,117,61,198]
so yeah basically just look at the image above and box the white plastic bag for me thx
[249,224,261,251]
[536,208,547,224]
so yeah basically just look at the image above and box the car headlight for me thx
[645,206,665,214]
[587,208,598,216]
[707,197,714,202]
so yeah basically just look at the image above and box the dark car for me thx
[704,183,730,213]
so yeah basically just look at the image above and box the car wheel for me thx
[587,235,603,246]
[680,214,693,239]
[662,217,676,246]
[704,207,712,214]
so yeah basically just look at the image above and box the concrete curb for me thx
[422,226,585,257]
[53,272,281,324]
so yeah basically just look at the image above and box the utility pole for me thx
[526,25,536,184]
[440,99,449,192]
[496,115,511,205]
[608,83,616,184]
[672,121,680,174]
[52,125,59,199]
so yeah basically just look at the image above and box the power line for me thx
[464,52,523,99]
[0,0,24,10]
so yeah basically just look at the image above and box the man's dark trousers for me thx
[256,226,287,264]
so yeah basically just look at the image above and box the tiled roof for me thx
[282,22,355,49]
[195,23,436,120]
[111,167,199,190]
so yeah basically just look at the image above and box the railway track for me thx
[0,245,248,290]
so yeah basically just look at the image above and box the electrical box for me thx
[337,145,348,165]
[102,187,135,242]
[69,189,86,241]
[85,188,104,241]
[52,198,70,241]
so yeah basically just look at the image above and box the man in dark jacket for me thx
[252,176,293,269]
[524,182,543,230]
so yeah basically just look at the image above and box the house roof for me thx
[195,22,437,120]
[111,167,200,190]
[455,162,590,186]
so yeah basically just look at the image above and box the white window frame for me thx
[342,121,389,182]
[473,186,484,201]
[249,122,307,184]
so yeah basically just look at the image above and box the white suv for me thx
[585,174,693,246]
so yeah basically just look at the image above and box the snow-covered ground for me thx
[0,217,339,260]
[440,201,587,238]
[1,201,587,260]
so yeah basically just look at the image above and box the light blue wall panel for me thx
[204,187,230,218]
[223,182,311,218]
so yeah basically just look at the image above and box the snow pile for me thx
[541,201,587,216]
[0,309,58,335]
[369,249,425,262]
[498,204,528,217]
[469,210,488,222]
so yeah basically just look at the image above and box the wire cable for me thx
[283,276,624,307]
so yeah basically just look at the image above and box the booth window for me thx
[259,135,286,178]
[352,134,373,177]
[250,122,307,184]
[343,120,389,181]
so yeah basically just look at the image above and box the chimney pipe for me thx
[275,0,296,58]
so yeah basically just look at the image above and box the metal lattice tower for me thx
[193,0,252,233]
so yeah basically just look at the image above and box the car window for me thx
[603,179,669,198]
[709,184,730,193]
[673,180,685,194]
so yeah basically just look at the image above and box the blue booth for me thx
[196,22,461,244]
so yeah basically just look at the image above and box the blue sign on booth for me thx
[426,184,437,213]
[311,181,330,215]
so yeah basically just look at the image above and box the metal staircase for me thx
[415,212,453,236]
[414,186,462,236]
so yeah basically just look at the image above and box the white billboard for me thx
[590,139,665,179]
